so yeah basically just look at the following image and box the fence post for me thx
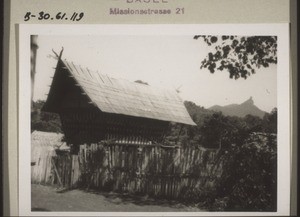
[136,146,143,192]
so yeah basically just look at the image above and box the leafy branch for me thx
[194,35,277,79]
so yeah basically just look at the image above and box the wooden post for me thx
[51,158,63,187]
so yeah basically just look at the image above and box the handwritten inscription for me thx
[24,12,84,22]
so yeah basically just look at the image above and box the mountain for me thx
[209,97,267,118]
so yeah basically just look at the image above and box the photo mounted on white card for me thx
[19,24,290,216]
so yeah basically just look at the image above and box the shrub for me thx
[214,133,277,211]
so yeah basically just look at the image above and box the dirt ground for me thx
[31,184,204,212]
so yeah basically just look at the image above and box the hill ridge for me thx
[209,97,267,118]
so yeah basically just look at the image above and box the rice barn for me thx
[32,54,223,199]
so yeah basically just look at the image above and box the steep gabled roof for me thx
[44,59,196,126]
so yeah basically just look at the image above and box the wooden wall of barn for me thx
[60,111,169,145]
[32,143,224,199]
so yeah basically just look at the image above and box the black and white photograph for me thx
[18,24,290,216]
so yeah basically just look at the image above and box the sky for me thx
[33,35,277,112]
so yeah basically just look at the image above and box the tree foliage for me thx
[213,133,277,211]
[194,35,277,79]
[31,100,62,133]
[262,108,277,133]
[134,80,149,85]
[164,101,277,149]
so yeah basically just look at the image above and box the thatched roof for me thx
[43,58,196,126]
